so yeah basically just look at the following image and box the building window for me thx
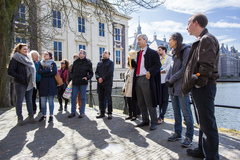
[79,45,86,51]
[53,10,61,28]
[120,73,125,79]
[15,37,26,44]
[54,41,62,61]
[99,47,105,61]
[115,28,120,41]
[78,17,85,33]
[115,50,121,65]
[99,22,105,37]
[15,4,25,23]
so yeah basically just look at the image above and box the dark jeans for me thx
[58,84,69,108]
[159,83,169,119]
[32,81,41,112]
[126,97,137,117]
[15,83,33,117]
[135,76,158,125]
[192,84,219,160]
[98,84,112,115]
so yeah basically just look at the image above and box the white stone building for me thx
[14,0,131,88]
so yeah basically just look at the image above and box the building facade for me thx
[14,0,131,88]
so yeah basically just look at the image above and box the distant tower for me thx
[163,35,166,42]
[132,16,142,51]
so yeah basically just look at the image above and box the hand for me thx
[165,81,173,87]
[98,78,103,83]
[82,77,87,81]
[146,71,151,79]
[161,70,166,74]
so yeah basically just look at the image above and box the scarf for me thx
[12,52,36,91]
[40,59,54,70]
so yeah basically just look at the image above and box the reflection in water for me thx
[88,83,240,131]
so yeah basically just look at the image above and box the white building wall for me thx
[38,0,131,89]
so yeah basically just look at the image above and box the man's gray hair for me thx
[137,34,148,42]
[80,49,87,55]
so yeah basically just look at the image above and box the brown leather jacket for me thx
[182,28,219,95]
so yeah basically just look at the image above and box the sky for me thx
[127,0,240,51]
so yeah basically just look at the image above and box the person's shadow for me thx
[0,120,39,159]
[55,111,111,150]
[26,122,64,158]
[103,116,149,147]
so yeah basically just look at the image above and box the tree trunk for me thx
[0,0,20,108]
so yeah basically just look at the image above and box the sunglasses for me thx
[61,62,65,64]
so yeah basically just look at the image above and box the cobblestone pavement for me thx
[0,102,239,160]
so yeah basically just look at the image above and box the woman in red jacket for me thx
[58,59,69,111]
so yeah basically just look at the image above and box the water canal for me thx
[89,82,240,131]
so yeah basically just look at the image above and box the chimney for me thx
[163,35,166,42]
[153,32,157,40]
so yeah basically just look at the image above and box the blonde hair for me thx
[11,43,28,58]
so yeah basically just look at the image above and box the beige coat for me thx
[122,68,134,97]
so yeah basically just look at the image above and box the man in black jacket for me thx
[68,49,93,118]
[132,34,161,130]
[95,51,114,119]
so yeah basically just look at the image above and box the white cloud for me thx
[209,20,240,28]
[219,38,236,44]
[216,35,229,40]
[164,0,240,14]
[226,16,240,21]
[129,20,189,42]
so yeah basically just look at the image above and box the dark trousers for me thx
[126,97,137,117]
[192,84,219,160]
[58,83,69,108]
[32,81,41,112]
[98,84,112,115]
[159,83,169,119]
[135,76,158,125]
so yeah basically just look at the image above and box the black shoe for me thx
[108,114,112,119]
[39,116,46,122]
[68,113,75,118]
[96,114,105,118]
[186,148,205,158]
[48,116,53,123]
[78,113,85,118]
[131,117,137,121]
[58,107,63,111]
[136,122,149,127]
[64,106,67,111]
[125,116,132,120]
[150,124,157,130]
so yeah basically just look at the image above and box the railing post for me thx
[89,79,93,107]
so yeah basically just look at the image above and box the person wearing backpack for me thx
[165,32,194,148]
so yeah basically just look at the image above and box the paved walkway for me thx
[0,102,239,160]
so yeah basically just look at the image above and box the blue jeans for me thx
[71,85,87,114]
[171,95,194,140]
[14,83,33,117]
[192,84,219,160]
[41,96,54,116]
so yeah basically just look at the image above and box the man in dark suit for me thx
[132,34,161,130]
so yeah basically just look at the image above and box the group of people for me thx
[122,13,219,160]
[8,13,219,160]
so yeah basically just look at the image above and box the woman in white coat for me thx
[122,61,137,121]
